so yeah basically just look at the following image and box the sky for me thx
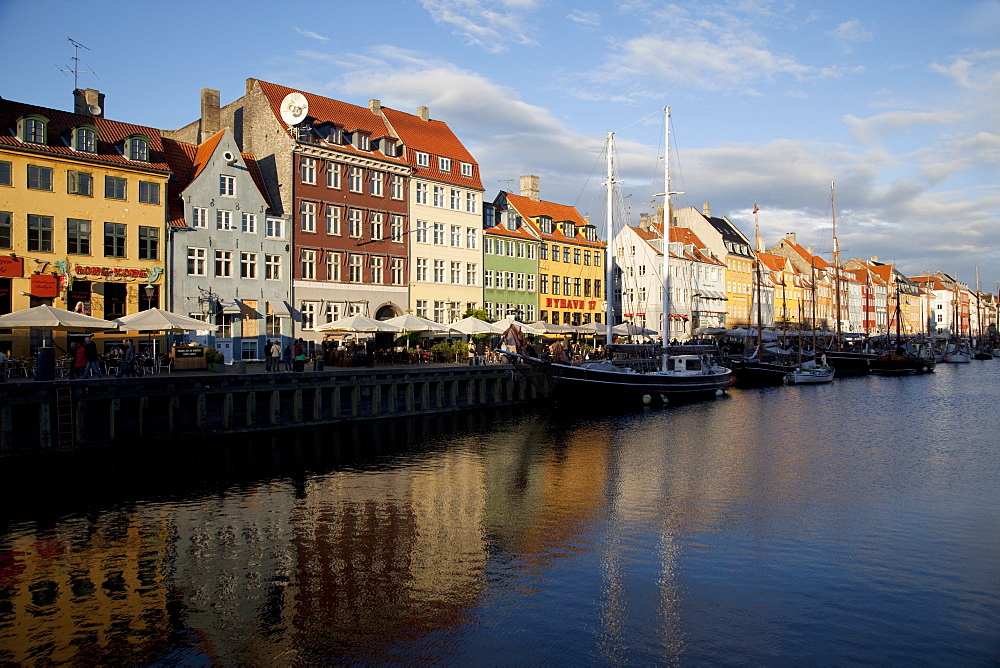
[1,0,998,290]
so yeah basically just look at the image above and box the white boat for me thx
[787,358,835,384]
[942,341,971,363]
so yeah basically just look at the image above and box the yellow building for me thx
[504,177,605,326]
[0,91,169,355]
[758,252,804,329]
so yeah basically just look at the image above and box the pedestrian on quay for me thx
[72,341,87,379]
[82,335,103,378]
[282,343,293,372]
[264,339,273,372]
[116,339,137,378]
[271,339,281,371]
[293,338,306,372]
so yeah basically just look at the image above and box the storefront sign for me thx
[72,265,158,280]
[30,274,58,297]
[544,298,598,311]
[0,256,23,278]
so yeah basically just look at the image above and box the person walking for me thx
[264,340,273,372]
[82,336,103,378]
[116,339,137,378]
[271,339,282,371]
[72,341,87,379]
[293,338,306,372]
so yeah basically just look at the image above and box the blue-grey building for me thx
[163,129,292,362]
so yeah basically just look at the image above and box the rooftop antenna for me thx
[60,37,99,89]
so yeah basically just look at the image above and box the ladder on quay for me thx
[54,381,74,451]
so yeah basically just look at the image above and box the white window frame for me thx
[415,182,428,205]
[451,261,462,285]
[300,248,316,280]
[265,254,282,280]
[371,256,384,284]
[369,171,383,197]
[241,251,258,278]
[390,215,404,242]
[242,212,257,234]
[300,201,316,233]
[391,258,404,285]
[461,162,473,178]
[390,175,404,200]
[217,210,233,231]
[266,218,285,239]
[187,247,207,276]
[326,205,341,236]
[349,209,363,238]
[415,219,428,243]
[192,207,207,229]
[433,259,445,283]
[466,263,477,286]
[326,252,341,281]
[219,174,235,196]
[416,152,429,168]
[450,225,462,247]
[438,157,451,173]
[300,157,316,185]
[371,212,383,240]
[348,254,363,283]
[466,228,478,250]
[326,164,341,189]
[349,166,363,193]
[415,257,428,282]
[433,222,445,245]
[215,249,233,277]
[465,192,477,213]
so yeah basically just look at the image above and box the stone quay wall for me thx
[0,364,552,456]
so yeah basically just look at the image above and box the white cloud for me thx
[843,111,960,144]
[293,27,329,42]
[829,19,873,52]
[416,0,538,53]
[567,9,600,26]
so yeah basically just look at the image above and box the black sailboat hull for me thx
[728,360,791,388]
[823,351,875,375]
[549,362,732,406]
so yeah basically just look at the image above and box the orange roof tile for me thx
[380,106,483,190]
[505,192,604,247]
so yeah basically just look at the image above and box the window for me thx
[439,157,451,172]
[391,175,404,200]
[300,157,316,184]
[266,218,284,238]
[75,127,96,153]
[485,237,494,254]
[28,214,53,252]
[327,252,341,281]
[138,226,158,260]
[0,161,10,186]
[217,210,233,231]
[506,272,515,290]
[300,201,316,232]
[434,301,445,323]
[574,277,581,296]
[128,137,149,162]
[552,275,560,295]
[357,133,370,151]
[0,211,10,249]
[371,256,384,283]
[451,261,461,284]
[349,167,363,192]
[390,215,404,242]
[540,275,548,294]
[540,244,548,260]
[349,209,363,238]
[67,170,92,196]
[416,152,429,168]
[517,273,525,291]
[415,182,428,204]
[518,242,526,258]
[300,249,316,279]
[24,118,46,144]
[214,249,233,277]
[484,269,493,289]
[551,245,559,262]
[415,219,428,243]
[595,279,602,298]
[433,222,445,245]
[416,300,428,318]
[192,207,207,228]
[433,185,444,207]
[265,254,282,280]
[527,274,536,291]
[461,162,473,178]
[370,171,383,197]
[242,213,257,234]
[327,164,341,189]
[415,258,428,282]
[382,139,397,157]
[594,252,602,267]
[433,260,445,283]
[451,225,462,247]
[349,255,363,282]
[507,241,515,256]
[241,252,257,278]
[465,192,477,213]
[188,247,207,275]
[574,248,581,264]
[527,244,536,260]
[563,247,570,263]
[391,258,404,285]
[371,213,383,240]
[104,222,126,258]
[584,250,591,266]
[139,181,160,204]
[467,263,477,286]
[564,277,572,295]
[466,227,478,249]
[326,206,341,235]
[105,175,126,200]
[450,189,460,210]
[301,302,316,330]
[27,165,53,191]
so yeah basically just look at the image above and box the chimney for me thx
[73,88,104,117]
[200,88,221,144]
[702,201,710,217]
[520,175,540,202]
[416,106,429,122]
[785,232,797,244]
[870,255,879,263]
[368,99,382,115]
[806,246,814,255]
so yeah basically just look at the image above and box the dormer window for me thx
[583,225,597,242]
[538,216,553,234]
[127,135,150,162]
[74,126,97,153]
[356,132,370,151]
[319,123,342,144]
[563,222,576,238]
[461,162,473,178]
[382,139,396,157]
[416,151,429,168]
[19,116,48,144]
[438,157,451,173]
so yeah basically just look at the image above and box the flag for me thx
[752,202,759,214]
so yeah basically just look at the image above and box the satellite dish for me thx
[88,104,102,115]
[279,92,309,126]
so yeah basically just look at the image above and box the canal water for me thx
[0,362,997,665]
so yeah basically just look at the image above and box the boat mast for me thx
[831,182,842,352]
[604,132,616,345]
[662,107,671,355]
[753,203,763,357]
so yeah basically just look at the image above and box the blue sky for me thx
[1,0,998,289]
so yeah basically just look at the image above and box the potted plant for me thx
[204,346,224,370]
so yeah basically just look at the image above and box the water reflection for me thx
[0,364,998,664]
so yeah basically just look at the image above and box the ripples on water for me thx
[0,363,997,665]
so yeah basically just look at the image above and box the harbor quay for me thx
[0,361,549,456]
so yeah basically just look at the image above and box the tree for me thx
[462,307,491,322]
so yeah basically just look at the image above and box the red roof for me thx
[505,192,604,248]
[0,99,170,173]
[380,106,483,190]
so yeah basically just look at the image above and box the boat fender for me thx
[715,388,724,396]
[642,394,652,405]
[660,394,669,405]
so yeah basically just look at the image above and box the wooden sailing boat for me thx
[788,252,835,384]
[870,277,935,374]
[972,267,993,359]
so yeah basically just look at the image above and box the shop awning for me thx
[219,299,242,314]
[268,300,292,317]
[695,290,728,300]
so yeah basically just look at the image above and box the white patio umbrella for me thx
[527,320,575,335]
[612,322,658,337]
[383,313,449,333]
[448,316,502,335]
[114,308,219,332]
[572,321,606,335]
[314,314,403,333]
[0,304,119,332]
[493,316,541,335]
